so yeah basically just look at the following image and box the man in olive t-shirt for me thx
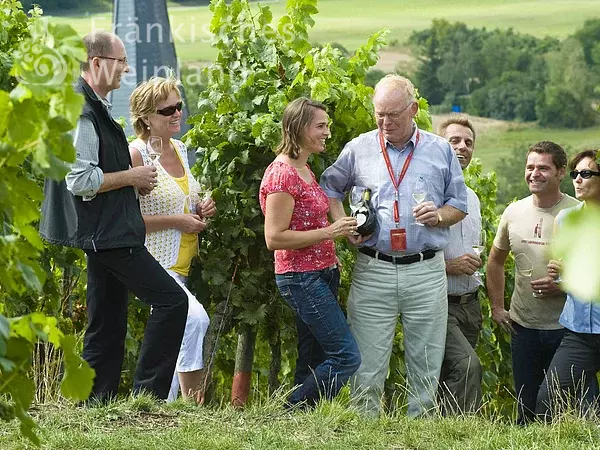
[486,141,578,424]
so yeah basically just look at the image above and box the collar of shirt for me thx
[382,122,418,153]
[94,91,113,113]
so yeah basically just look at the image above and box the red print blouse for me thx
[259,160,337,274]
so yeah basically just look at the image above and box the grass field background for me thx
[431,115,600,171]
[49,0,600,172]
[50,0,600,64]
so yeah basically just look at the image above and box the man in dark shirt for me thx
[40,31,188,401]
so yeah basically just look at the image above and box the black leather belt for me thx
[448,291,478,304]
[359,247,436,265]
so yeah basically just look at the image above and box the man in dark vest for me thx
[40,31,188,402]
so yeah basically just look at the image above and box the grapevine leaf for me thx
[0,315,9,340]
[60,335,95,401]
[17,262,44,292]
[0,357,15,371]
[0,91,11,133]
[553,204,600,300]
[15,406,39,446]
[7,98,39,143]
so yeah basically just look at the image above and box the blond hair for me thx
[276,97,327,159]
[437,115,477,142]
[129,74,181,140]
[374,74,416,103]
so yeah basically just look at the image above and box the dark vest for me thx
[39,77,146,250]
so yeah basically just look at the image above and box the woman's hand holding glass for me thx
[196,197,216,220]
[177,193,205,234]
[195,182,215,224]
[328,216,358,239]
[547,259,562,282]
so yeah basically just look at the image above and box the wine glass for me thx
[349,188,365,235]
[514,253,542,297]
[147,136,163,164]
[198,180,212,224]
[472,229,486,277]
[186,193,199,215]
[413,176,427,226]
[515,253,533,277]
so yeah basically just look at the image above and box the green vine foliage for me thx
[464,159,514,416]
[186,0,431,397]
[0,2,93,444]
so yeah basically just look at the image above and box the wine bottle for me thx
[352,188,377,236]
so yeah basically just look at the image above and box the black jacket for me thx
[39,77,146,250]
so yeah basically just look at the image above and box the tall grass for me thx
[3,392,600,449]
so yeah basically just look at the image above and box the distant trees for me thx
[409,19,600,128]
[22,0,109,12]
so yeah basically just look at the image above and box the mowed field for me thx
[50,0,600,64]
[431,115,600,171]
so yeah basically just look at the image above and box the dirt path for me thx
[374,49,413,72]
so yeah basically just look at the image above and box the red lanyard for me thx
[379,130,420,224]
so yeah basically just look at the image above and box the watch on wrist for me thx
[436,212,443,227]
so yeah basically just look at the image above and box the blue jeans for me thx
[276,266,361,406]
[511,322,565,424]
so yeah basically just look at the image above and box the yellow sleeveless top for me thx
[132,137,201,276]
[169,156,199,277]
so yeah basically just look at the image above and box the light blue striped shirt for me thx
[65,93,112,201]
[444,186,483,295]
[320,126,468,255]
[557,203,600,333]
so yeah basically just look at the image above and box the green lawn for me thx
[49,0,600,64]
[475,125,600,171]
[48,0,599,173]
[430,115,600,171]
[2,397,600,449]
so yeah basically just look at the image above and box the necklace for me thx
[535,193,564,209]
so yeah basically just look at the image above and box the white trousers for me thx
[165,270,210,402]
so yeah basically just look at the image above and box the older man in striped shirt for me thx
[437,116,483,414]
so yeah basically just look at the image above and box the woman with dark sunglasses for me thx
[536,149,600,420]
[128,75,216,404]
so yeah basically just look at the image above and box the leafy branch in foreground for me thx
[553,201,600,301]
[0,1,94,445]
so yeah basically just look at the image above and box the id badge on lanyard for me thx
[379,130,420,252]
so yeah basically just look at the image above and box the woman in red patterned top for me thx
[259,97,361,409]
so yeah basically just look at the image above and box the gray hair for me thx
[374,74,416,102]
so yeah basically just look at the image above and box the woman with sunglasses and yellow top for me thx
[129,75,216,403]
[536,149,600,419]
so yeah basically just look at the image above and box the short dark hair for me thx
[81,31,117,72]
[276,98,327,159]
[527,141,567,170]
[437,115,476,142]
[569,149,599,171]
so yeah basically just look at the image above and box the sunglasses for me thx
[569,169,600,179]
[157,101,183,116]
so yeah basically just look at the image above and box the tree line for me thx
[408,19,600,128]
